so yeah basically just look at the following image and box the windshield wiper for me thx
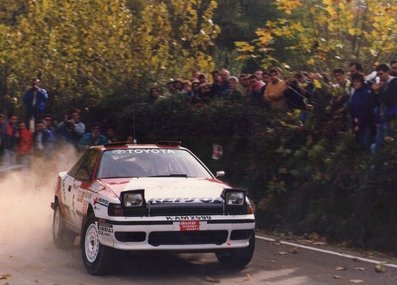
[149,174,188,178]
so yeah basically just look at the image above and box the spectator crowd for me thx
[148,61,397,153]
[1,60,397,167]
[0,79,116,167]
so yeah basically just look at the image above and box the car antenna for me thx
[132,101,137,144]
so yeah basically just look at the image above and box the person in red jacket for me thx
[16,121,33,165]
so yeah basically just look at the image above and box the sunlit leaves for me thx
[275,0,302,15]
[0,0,219,111]
[235,41,255,52]
[236,0,397,71]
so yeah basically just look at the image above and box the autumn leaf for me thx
[375,263,387,273]
[235,41,255,52]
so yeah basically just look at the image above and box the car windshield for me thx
[97,148,213,179]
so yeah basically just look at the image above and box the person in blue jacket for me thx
[78,123,108,150]
[23,78,48,129]
[348,72,377,150]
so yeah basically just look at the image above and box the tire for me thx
[216,231,255,269]
[80,213,114,275]
[53,202,76,248]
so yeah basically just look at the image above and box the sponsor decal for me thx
[179,220,200,231]
[93,197,110,207]
[111,149,175,155]
[72,181,81,190]
[98,223,113,236]
[166,216,211,221]
[148,198,222,204]
[89,182,106,193]
[76,191,84,203]
[82,202,88,214]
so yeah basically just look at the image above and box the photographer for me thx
[23,78,48,130]
[57,110,86,149]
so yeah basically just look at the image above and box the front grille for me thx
[149,230,228,246]
[115,232,146,242]
[148,203,223,216]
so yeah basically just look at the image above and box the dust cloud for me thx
[0,145,79,252]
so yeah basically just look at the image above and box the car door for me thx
[61,174,77,225]
[72,150,99,226]
[61,153,88,226]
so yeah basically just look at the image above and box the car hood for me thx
[100,177,229,200]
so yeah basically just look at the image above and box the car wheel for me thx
[53,202,76,248]
[81,213,114,275]
[216,231,255,268]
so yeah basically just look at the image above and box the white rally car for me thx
[51,141,255,274]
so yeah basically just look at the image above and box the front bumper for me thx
[97,215,255,251]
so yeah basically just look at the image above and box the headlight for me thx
[223,189,246,206]
[121,190,145,207]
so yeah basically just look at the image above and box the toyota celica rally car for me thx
[51,141,255,274]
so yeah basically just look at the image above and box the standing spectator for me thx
[57,110,86,149]
[223,76,243,102]
[390,60,397,77]
[210,70,222,98]
[3,114,18,166]
[348,62,364,77]
[371,63,397,153]
[189,80,204,104]
[284,75,309,111]
[23,78,48,130]
[218,68,230,97]
[78,123,108,150]
[165,80,177,97]
[254,70,266,88]
[248,74,266,105]
[191,70,201,81]
[182,80,195,103]
[173,79,184,96]
[16,121,33,165]
[238,74,251,97]
[333,68,351,95]
[0,114,6,160]
[147,86,165,104]
[348,73,377,150]
[264,68,288,110]
[348,62,377,86]
[198,73,208,85]
[43,114,57,141]
[105,127,118,143]
[34,120,56,157]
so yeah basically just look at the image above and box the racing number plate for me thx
[178,220,207,231]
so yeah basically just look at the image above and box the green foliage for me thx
[237,0,397,71]
[0,0,220,114]
[213,0,279,71]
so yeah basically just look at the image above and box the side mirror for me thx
[216,171,225,178]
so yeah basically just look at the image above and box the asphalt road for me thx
[1,167,397,284]
[1,231,397,285]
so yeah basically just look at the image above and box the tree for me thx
[0,0,220,114]
[236,0,397,72]
[164,0,220,76]
[213,0,279,73]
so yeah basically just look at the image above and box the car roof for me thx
[90,141,185,152]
